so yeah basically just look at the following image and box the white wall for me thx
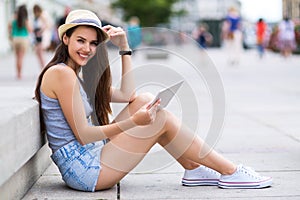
[0,0,13,55]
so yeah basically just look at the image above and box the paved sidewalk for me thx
[2,45,300,199]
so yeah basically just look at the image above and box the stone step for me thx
[0,86,51,200]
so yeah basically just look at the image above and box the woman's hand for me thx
[103,25,129,50]
[131,100,160,126]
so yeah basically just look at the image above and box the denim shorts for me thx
[51,140,105,192]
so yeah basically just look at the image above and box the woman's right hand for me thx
[131,100,160,126]
[102,25,129,50]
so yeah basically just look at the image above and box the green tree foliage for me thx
[111,0,183,27]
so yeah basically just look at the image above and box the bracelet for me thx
[119,49,132,56]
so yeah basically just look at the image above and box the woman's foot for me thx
[218,164,272,189]
[182,165,221,186]
[16,74,22,80]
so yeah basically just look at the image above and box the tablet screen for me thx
[148,80,184,109]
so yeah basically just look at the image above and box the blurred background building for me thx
[282,0,300,19]
[1,0,299,55]
[171,0,241,47]
[171,0,240,31]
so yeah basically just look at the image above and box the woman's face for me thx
[64,26,98,68]
[33,10,41,17]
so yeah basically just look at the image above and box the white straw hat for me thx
[58,9,109,42]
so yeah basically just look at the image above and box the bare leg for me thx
[158,117,236,175]
[15,47,25,79]
[96,93,236,190]
[108,92,199,171]
[176,157,200,170]
[35,43,45,68]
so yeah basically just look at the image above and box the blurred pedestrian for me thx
[49,6,72,51]
[57,6,71,27]
[268,25,279,52]
[127,16,142,50]
[278,17,296,57]
[222,7,243,65]
[8,5,32,79]
[33,4,53,68]
[256,18,268,58]
[193,23,213,49]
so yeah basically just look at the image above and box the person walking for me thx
[222,7,243,65]
[8,5,32,79]
[127,16,142,50]
[33,4,53,68]
[57,6,71,27]
[278,17,296,58]
[256,18,268,58]
[34,9,272,192]
[193,23,213,49]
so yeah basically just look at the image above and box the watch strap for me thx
[119,50,132,55]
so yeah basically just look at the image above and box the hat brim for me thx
[58,23,109,43]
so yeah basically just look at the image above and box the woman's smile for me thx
[78,52,92,60]
[65,26,98,67]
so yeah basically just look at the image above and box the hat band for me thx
[70,19,101,27]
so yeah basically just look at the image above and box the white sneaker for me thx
[218,164,272,189]
[182,165,221,186]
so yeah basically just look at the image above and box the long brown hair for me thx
[35,25,112,133]
[16,5,28,28]
[82,43,112,126]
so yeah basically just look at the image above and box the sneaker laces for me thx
[238,165,262,180]
[199,166,220,178]
[205,167,219,175]
[184,166,220,179]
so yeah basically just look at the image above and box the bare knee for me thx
[131,92,154,107]
[112,93,155,124]
[136,92,154,102]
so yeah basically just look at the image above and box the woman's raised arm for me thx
[103,25,137,103]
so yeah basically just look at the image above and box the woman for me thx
[223,7,243,65]
[33,4,53,68]
[256,18,268,58]
[8,5,31,79]
[35,9,272,192]
[278,17,296,57]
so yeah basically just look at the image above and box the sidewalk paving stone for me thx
[1,45,299,199]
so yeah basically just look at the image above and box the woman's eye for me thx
[91,42,98,46]
[77,39,84,43]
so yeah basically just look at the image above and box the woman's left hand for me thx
[103,25,129,49]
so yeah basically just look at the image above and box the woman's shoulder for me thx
[41,64,77,98]
[46,64,76,77]
[43,64,77,87]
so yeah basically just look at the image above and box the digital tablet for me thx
[148,80,184,109]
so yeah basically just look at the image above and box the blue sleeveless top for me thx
[40,75,93,153]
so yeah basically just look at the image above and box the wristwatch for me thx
[119,49,132,56]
